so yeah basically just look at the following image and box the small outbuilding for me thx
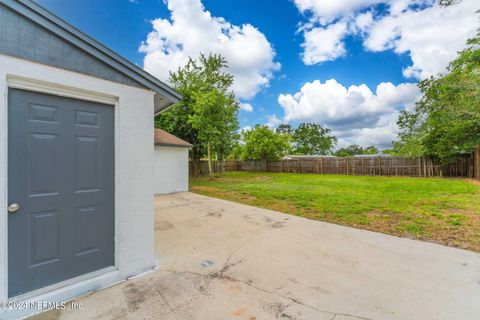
[154,129,192,195]
[0,0,180,318]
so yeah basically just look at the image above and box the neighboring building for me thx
[154,129,192,195]
[0,0,180,318]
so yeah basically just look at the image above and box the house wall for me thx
[154,146,189,194]
[0,54,155,319]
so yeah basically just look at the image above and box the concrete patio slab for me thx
[30,192,480,320]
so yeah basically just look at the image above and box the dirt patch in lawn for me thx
[466,178,480,186]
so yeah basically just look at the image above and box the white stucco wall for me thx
[0,54,156,319]
[154,146,189,194]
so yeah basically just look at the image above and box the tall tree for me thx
[394,31,480,165]
[241,125,291,160]
[156,54,239,177]
[276,124,294,136]
[155,66,203,175]
[292,123,337,155]
[334,144,379,157]
[363,146,379,155]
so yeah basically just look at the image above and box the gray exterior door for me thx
[8,89,114,297]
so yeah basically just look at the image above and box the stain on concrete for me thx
[123,283,146,312]
[155,220,174,231]
[233,308,246,316]
[272,221,286,229]
[206,211,223,218]
[201,260,214,267]
[264,302,295,319]
[310,286,331,295]
[209,259,244,280]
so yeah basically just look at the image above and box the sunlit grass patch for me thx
[191,172,480,252]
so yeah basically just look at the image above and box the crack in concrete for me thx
[163,268,372,320]
[163,231,372,320]
[161,228,373,320]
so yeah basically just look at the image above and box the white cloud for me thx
[302,21,348,64]
[294,0,383,24]
[239,103,254,112]
[266,114,283,128]
[363,0,479,78]
[344,113,400,147]
[278,79,420,147]
[294,0,479,78]
[353,11,374,33]
[139,0,280,100]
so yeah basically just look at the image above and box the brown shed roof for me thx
[154,129,192,148]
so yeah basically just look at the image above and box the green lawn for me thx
[191,171,480,252]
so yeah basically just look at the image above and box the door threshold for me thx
[9,266,118,302]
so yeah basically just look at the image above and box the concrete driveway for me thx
[32,192,480,320]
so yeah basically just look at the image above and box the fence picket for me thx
[190,156,475,178]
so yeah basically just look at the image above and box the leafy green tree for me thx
[394,31,480,165]
[227,139,243,160]
[334,144,379,157]
[155,78,203,175]
[334,144,364,157]
[276,124,294,136]
[156,54,239,177]
[363,146,379,155]
[292,123,337,155]
[381,148,397,155]
[241,125,291,160]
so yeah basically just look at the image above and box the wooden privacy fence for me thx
[191,155,478,178]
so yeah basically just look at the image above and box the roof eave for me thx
[2,0,182,104]
[155,143,192,149]
[154,94,179,115]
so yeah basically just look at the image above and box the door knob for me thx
[8,203,20,213]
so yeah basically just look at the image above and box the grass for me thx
[191,171,480,252]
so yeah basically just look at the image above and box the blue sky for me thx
[37,0,478,148]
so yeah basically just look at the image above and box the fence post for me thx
[320,157,323,174]
[421,158,424,177]
[417,157,420,177]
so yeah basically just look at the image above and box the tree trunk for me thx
[217,154,224,177]
[207,141,214,179]
[475,144,480,180]
[190,146,201,177]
